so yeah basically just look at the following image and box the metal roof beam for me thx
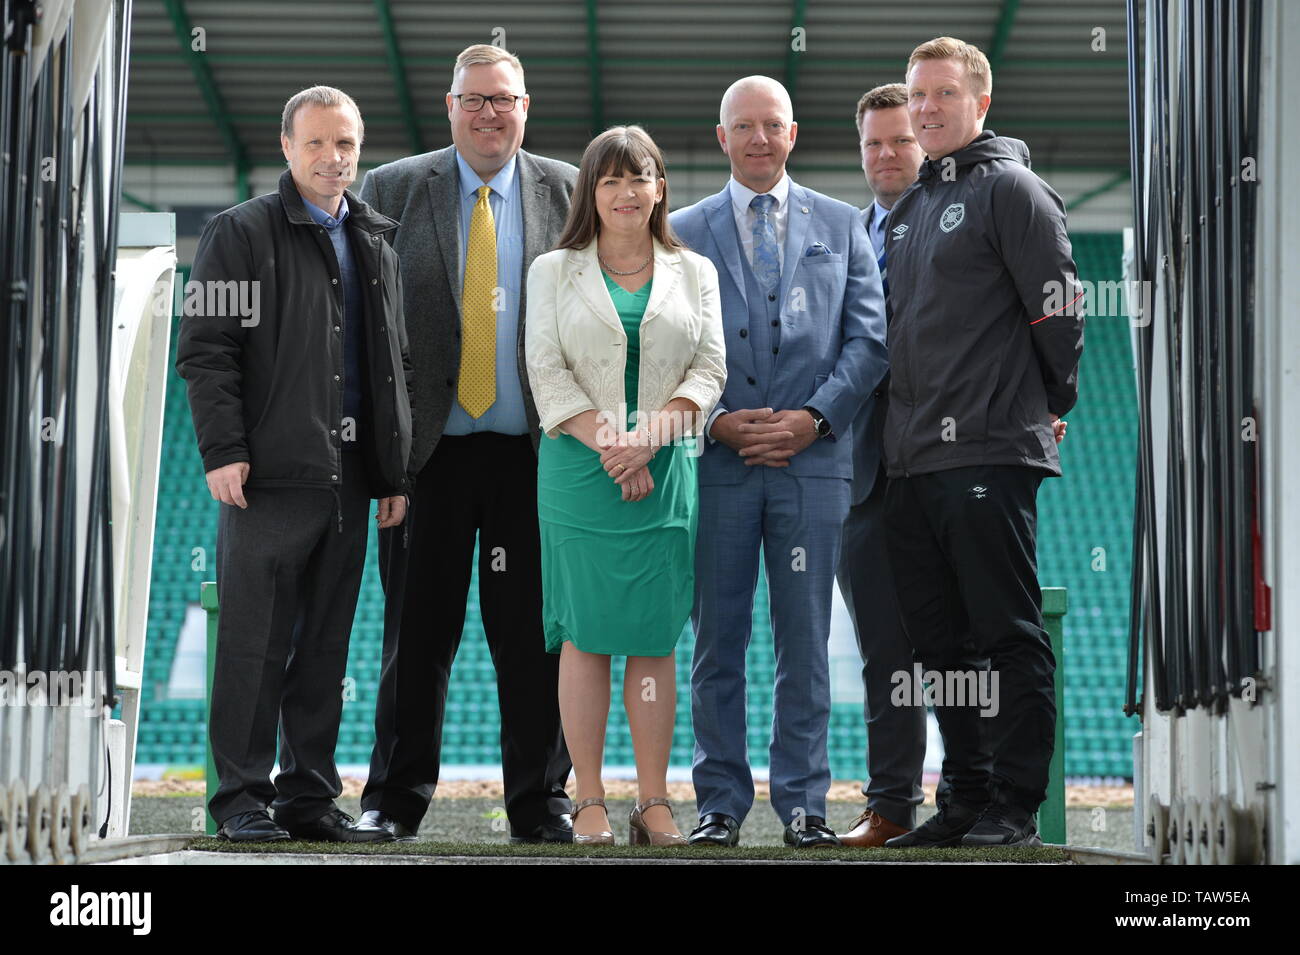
[120,189,161,212]
[160,0,252,199]
[373,0,422,154]
[988,0,1023,79]
[129,51,1128,71]
[1065,170,1130,211]
[585,0,603,138]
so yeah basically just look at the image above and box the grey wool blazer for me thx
[359,145,579,474]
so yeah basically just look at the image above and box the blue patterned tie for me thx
[750,193,780,291]
[870,209,889,299]
[878,243,889,300]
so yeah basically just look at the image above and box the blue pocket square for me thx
[804,242,834,257]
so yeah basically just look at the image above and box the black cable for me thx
[1240,0,1262,681]
[68,103,93,676]
[1204,0,1229,709]
[1,1,37,667]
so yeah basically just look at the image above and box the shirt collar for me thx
[302,194,350,229]
[457,150,518,203]
[870,199,891,230]
[729,172,791,217]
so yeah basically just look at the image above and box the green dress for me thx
[537,273,699,657]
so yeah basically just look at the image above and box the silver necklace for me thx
[598,251,652,275]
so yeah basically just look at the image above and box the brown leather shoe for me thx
[838,808,910,848]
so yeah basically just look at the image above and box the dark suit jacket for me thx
[849,203,890,506]
[360,145,578,473]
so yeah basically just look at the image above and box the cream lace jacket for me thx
[525,237,727,439]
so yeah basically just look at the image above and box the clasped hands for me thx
[598,429,659,502]
[712,408,818,466]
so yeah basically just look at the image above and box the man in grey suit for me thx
[671,76,888,848]
[356,45,578,843]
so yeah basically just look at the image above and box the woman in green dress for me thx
[525,126,726,844]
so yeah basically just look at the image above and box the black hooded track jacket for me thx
[882,130,1086,478]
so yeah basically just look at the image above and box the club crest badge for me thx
[940,202,965,233]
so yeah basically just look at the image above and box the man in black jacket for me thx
[880,38,1085,848]
[177,86,413,843]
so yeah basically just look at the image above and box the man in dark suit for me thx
[356,45,578,843]
[835,83,936,847]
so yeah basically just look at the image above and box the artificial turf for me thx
[187,837,1069,863]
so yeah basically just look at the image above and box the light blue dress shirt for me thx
[867,199,890,256]
[442,150,529,435]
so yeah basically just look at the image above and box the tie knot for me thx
[750,193,777,216]
[476,185,491,201]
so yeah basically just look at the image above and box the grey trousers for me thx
[207,453,370,827]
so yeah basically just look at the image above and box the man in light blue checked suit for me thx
[670,76,888,848]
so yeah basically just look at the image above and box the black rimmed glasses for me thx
[451,93,525,112]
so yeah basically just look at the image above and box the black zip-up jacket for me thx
[177,170,414,497]
[882,130,1085,478]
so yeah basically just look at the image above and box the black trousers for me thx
[208,453,370,827]
[836,470,928,828]
[362,432,571,834]
[884,464,1055,812]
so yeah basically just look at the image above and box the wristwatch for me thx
[803,406,832,438]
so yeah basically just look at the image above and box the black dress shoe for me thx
[279,808,396,843]
[217,809,291,843]
[687,812,741,846]
[782,816,840,848]
[510,813,574,844]
[885,799,986,848]
[358,810,419,842]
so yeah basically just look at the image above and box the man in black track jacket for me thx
[880,37,1085,848]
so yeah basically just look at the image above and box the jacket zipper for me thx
[900,181,932,477]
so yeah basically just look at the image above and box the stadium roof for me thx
[125,0,1134,224]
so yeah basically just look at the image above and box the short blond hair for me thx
[451,44,525,91]
[855,83,909,135]
[906,36,992,97]
[281,86,364,143]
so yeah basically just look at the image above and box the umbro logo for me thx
[970,485,988,499]
[891,224,909,240]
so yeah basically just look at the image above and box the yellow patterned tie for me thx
[459,185,497,417]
